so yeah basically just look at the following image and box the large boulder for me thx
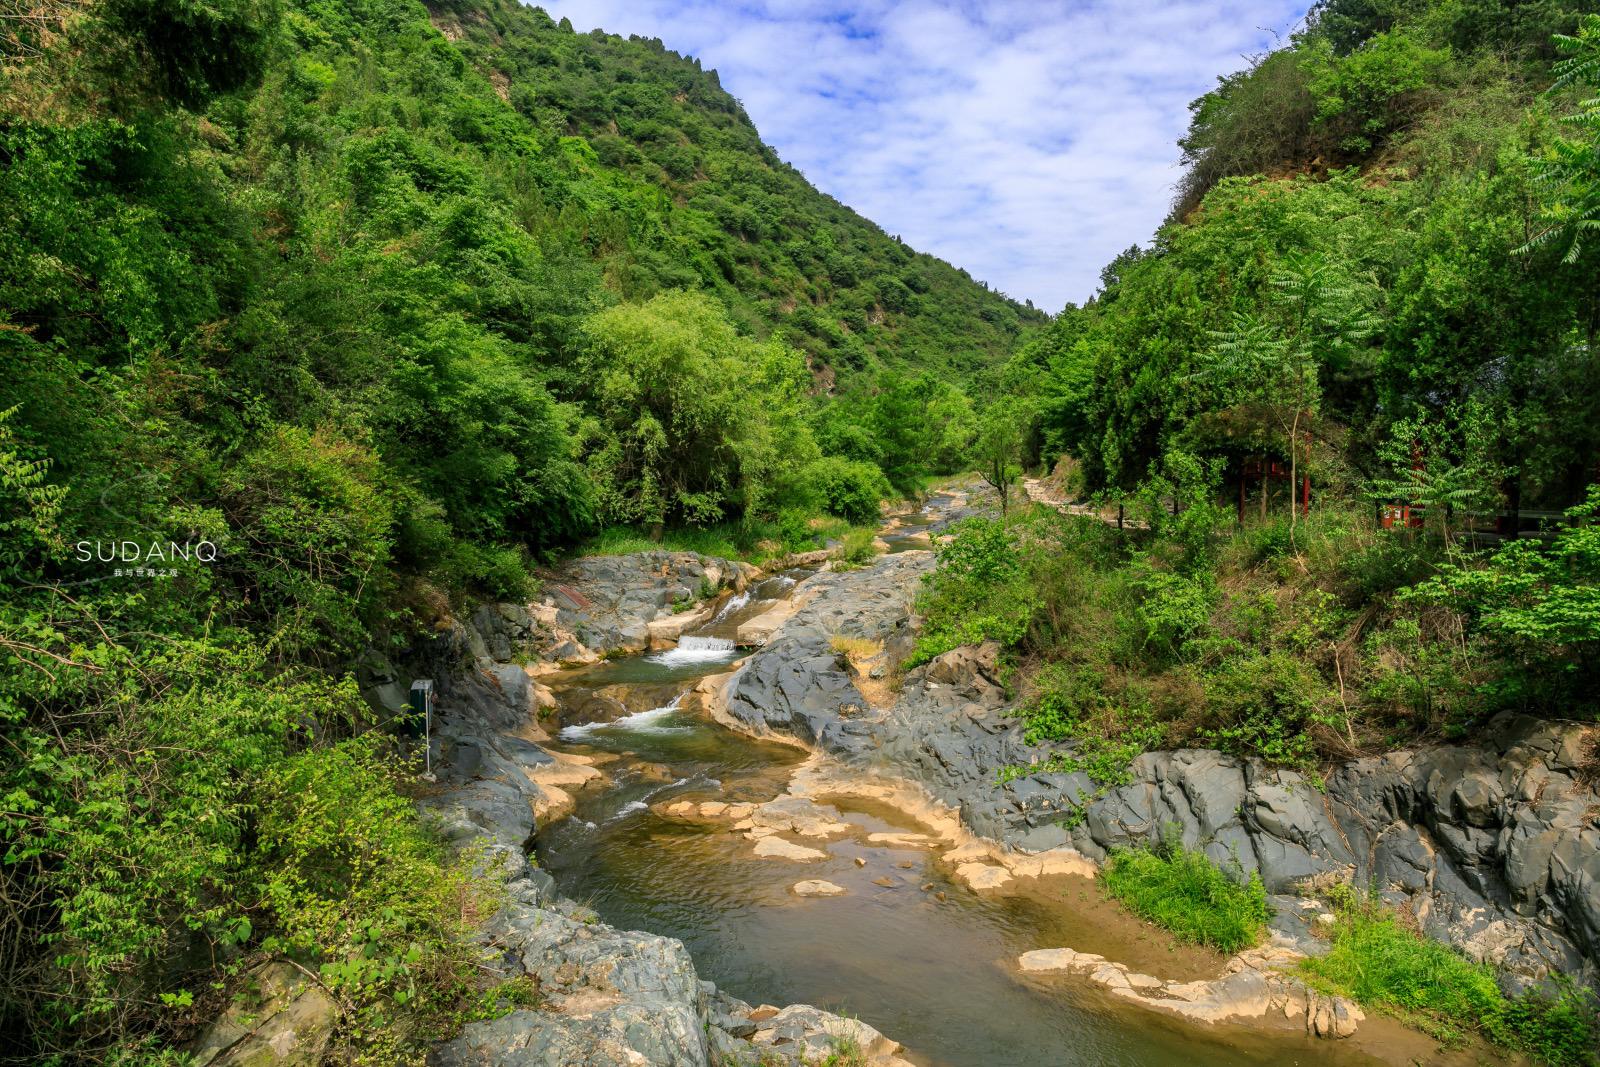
[191,961,337,1067]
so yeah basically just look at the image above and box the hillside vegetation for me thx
[955,0,1600,786]
[0,0,1031,1060]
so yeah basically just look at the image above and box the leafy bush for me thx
[1125,563,1216,663]
[0,629,499,1062]
[797,456,892,525]
[1011,663,1170,788]
[1102,840,1272,954]
[907,517,1039,665]
[831,526,879,569]
[1405,485,1600,711]
[254,738,497,1059]
[1304,29,1453,154]
[1199,650,1331,768]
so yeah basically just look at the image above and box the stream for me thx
[531,495,1413,1067]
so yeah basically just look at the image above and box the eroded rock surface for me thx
[717,552,1600,993]
[366,552,910,1067]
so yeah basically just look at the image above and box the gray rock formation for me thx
[721,552,1600,993]
[387,553,906,1067]
[542,552,752,657]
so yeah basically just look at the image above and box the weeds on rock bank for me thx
[1301,887,1599,1066]
[1101,840,1271,955]
[911,490,1600,788]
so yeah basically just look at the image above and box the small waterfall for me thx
[648,634,738,667]
[711,590,751,622]
[680,635,735,651]
[561,695,686,740]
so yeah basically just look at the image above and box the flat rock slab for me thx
[754,837,827,861]
[1018,948,1083,973]
[1007,848,1097,880]
[791,880,847,897]
[1015,945,1366,1038]
[955,862,1013,890]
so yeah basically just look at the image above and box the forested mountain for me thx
[951,0,1600,806]
[433,0,1040,379]
[0,0,1030,1059]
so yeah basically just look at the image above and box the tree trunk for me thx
[1258,455,1268,522]
[1288,409,1301,536]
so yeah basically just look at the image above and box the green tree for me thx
[1199,253,1379,535]
[974,404,1024,515]
[579,290,815,530]
[1522,13,1600,347]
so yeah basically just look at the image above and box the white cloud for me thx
[531,0,1306,310]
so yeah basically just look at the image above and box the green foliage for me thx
[1070,4,1600,521]
[1127,563,1215,662]
[1198,650,1330,767]
[0,616,498,1062]
[831,526,879,569]
[816,372,979,493]
[795,456,893,526]
[1303,29,1452,154]
[253,737,496,1057]
[1302,887,1599,1063]
[1194,249,1380,538]
[1102,839,1272,954]
[579,290,815,528]
[1009,662,1168,789]
[224,426,394,661]
[1367,399,1509,545]
[1523,13,1600,264]
[439,0,1041,382]
[972,403,1025,515]
[980,8,1600,802]
[907,516,1037,665]
[100,0,277,108]
[1406,485,1600,710]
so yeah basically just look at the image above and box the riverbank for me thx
[336,482,1594,1067]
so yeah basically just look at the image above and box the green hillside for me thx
[963,0,1600,802]
[431,0,1040,380]
[0,0,1031,1058]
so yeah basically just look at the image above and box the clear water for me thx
[556,646,742,687]
[881,493,954,554]
[539,650,1398,1067]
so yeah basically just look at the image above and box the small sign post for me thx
[408,679,435,780]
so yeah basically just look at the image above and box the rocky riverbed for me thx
[712,546,1599,996]
[326,481,1598,1067]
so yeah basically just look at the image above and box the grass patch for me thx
[1301,888,1598,1065]
[578,514,878,566]
[1102,839,1271,954]
[829,634,883,663]
[829,526,880,569]
[579,524,747,560]
[813,1033,867,1067]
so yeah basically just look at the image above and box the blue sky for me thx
[533,1,1308,311]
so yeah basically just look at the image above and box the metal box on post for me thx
[404,679,433,737]
[407,679,435,778]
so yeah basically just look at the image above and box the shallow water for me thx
[880,491,956,554]
[538,649,1401,1067]
[555,643,743,687]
